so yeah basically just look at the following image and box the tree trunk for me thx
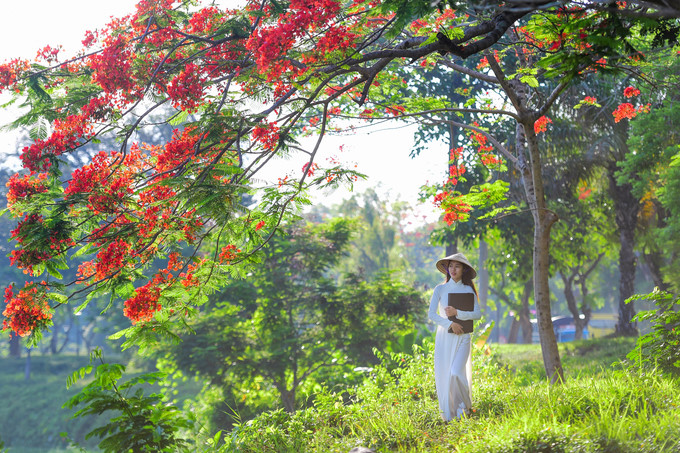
[50,322,59,355]
[608,164,639,336]
[486,53,563,382]
[508,317,520,343]
[642,251,669,292]
[9,333,21,358]
[478,239,489,310]
[561,270,586,340]
[280,388,296,413]
[519,278,533,344]
[25,348,31,381]
[521,122,563,383]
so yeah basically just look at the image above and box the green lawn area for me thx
[0,353,201,453]
[227,336,680,452]
[2,337,677,453]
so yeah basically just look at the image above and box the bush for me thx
[627,289,680,375]
[64,348,195,453]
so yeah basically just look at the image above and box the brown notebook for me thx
[447,293,474,334]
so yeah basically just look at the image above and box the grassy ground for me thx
[3,337,676,453]
[226,336,680,452]
[0,355,98,453]
[493,337,636,382]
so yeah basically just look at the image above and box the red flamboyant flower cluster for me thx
[94,239,131,281]
[154,127,201,173]
[302,162,320,177]
[623,86,640,98]
[6,173,49,212]
[534,116,553,134]
[88,35,136,96]
[252,123,280,151]
[124,282,162,324]
[480,153,502,166]
[3,283,52,337]
[20,115,95,172]
[167,63,206,112]
[433,190,472,225]
[219,244,241,264]
[613,103,635,122]
[470,125,493,152]
[385,105,406,116]
[36,45,62,64]
[244,0,359,95]
[0,58,30,91]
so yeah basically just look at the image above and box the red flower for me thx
[124,282,161,324]
[612,103,636,122]
[534,116,553,134]
[219,244,241,264]
[623,86,640,98]
[6,173,49,209]
[252,122,280,151]
[2,283,52,337]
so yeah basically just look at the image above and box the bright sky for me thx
[0,0,447,225]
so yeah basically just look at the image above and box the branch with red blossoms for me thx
[0,0,663,345]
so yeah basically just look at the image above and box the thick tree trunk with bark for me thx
[522,122,563,382]
[486,51,566,383]
[608,164,640,336]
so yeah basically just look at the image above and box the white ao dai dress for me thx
[428,279,482,421]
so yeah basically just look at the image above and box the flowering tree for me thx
[0,0,673,381]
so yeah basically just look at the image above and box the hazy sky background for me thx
[0,0,447,225]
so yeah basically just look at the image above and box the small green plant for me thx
[64,348,194,452]
[627,289,680,375]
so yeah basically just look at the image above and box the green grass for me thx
[493,337,637,383]
[0,355,98,453]
[225,337,680,452]
[2,337,677,453]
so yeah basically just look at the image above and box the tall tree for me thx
[0,0,673,379]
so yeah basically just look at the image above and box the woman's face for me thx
[448,261,464,282]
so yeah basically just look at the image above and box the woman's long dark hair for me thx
[445,261,480,299]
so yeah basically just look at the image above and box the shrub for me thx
[627,289,680,375]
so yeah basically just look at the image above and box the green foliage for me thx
[226,337,680,452]
[165,217,424,426]
[627,289,680,375]
[63,348,194,452]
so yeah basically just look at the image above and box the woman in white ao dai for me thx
[428,253,482,421]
